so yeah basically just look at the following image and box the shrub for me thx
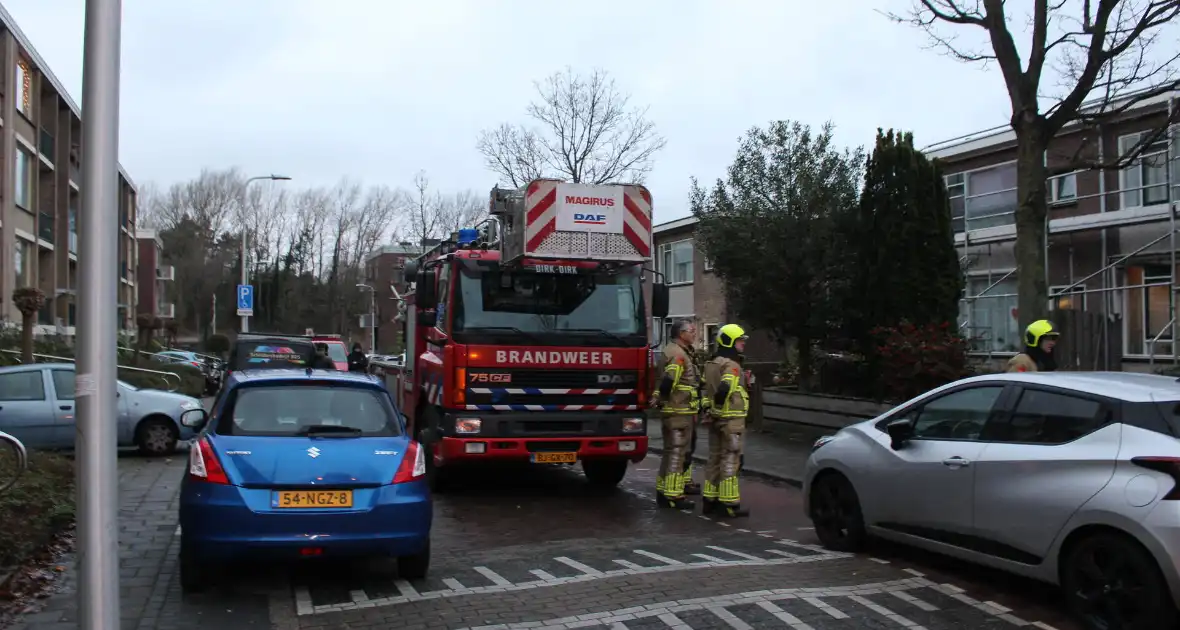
[206,333,231,355]
[0,450,75,567]
[870,321,970,403]
[121,363,204,397]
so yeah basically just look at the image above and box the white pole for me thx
[76,0,122,627]
[239,228,248,333]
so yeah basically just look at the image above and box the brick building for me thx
[363,241,430,353]
[926,89,1179,368]
[134,229,173,321]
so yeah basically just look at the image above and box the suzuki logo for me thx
[307,447,321,458]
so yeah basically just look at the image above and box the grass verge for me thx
[0,449,75,569]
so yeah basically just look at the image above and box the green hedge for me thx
[120,363,205,397]
[0,450,75,567]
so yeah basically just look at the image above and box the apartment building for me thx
[649,217,779,362]
[0,6,139,335]
[363,241,428,352]
[134,229,173,321]
[926,89,1180,368]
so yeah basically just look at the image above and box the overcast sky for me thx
[4,0,1018,224]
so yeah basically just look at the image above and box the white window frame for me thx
[658,239,694,285]
[703,256,713,272]
[702,322,720,350]
[1048,284,1086,311]
[1118,130,1170,209]
[945,161,1018,232]
[14,147,32,210]
[15,58,30,116]
[1048,172,1079,205]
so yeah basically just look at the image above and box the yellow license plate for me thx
[273,490,353,508]
[533,452,577,464]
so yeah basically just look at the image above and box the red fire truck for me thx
[392,179,670,490]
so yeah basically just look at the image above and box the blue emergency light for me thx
[457,228,479,245]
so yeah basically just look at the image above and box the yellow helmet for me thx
[1024,319,1060,348]
[717,324,748,348]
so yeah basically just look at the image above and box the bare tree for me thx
[405,171,443,246]
[437,189,488,234]
[891,0,1180,329]
[476,67,668,187]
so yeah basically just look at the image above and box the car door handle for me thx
[942,457,970,467]
[60,405,72,411]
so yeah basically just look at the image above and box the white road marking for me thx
[612,559,644,570]
[847,594,924,629]
[657,612,688,628]
[756,529,775,534]
[473,566,513,586]
[889,590,939,611]
[555,556,603,576]
[716,521,731,527]
[633,549,684,565]
[707,605,752,629]
[174,525,181,536]
[735,528,751,533]
[393,579,418,597]
[775,539,829,553]
[869,557,891,564]
[690,553,727,562]
[795,527,814,531]
[348,589,368,603]
[756,601,814,630]
[530,569,558,581]
[1031,622,1060,630]
[802,596,849,619]
[705,545,763,561]
[903,568,926,577]
[293,586,313,616]
[442,578,465,590]
[984,600,1012,614]
[764,549,801,559]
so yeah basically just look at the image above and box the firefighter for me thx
[650,319,701,509]
[681,342,709,497]
[702,324,751,518]
[1007,319,1059,373]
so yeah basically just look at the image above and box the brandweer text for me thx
[495,350,614,365]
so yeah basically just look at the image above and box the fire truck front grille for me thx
[464,368,642,408]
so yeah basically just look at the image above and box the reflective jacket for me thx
[704,355,749,419]
[655,341,701,415]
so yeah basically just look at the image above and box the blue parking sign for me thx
[237,285,254,316]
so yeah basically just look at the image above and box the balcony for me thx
[38,213,54,243]
[120,260,127,279]
[69,161,79,184]
[156,265,175,281]
[157,303,175,319]
[38,128,54,163]
[69,231,77,254]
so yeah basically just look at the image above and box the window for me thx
[452,264,645,338]
[910,386,1003,440]
[1001,389,1107,444]
[702,323,720,352]
[1119,131,1169,208]
[0,370,45,401]
[14,148,32,209]
[961,275,1020,353]
[945,172,965,232]
[51,370,75,400]
[955,163,1017,231]
[659,240,693,284]
[1049,172,1078,204]
[1049,284,1086,311]
[218,386,399,436]
[1143,264,1172,353]
[15,58,30,115]
[703,256,713,272]
[13,238,29,288]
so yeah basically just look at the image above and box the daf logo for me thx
[307,447,321,458]
[597,374,634,384]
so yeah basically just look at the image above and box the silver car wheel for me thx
[139,420,177,456]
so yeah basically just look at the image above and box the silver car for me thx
[804,371,1180,630]
[0,363,200,456]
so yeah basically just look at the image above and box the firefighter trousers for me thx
[656,415,693,498]
[702,416,745,505]
[683,419,698,480]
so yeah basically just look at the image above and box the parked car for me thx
[803,371,1180,630]
[226,334,317,375]
[152,350,220,395]
[177,369,431,592]
[0,363,201,455]
[311,335,349,371]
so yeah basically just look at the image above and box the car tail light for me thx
[189,437,230,484]
[392,441,427,484]
[1131,457,1180,500]
[191,361,201,368]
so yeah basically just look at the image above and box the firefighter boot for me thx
[658,493,695,510]
[701,497,719,515]
[717,502,750,518]
[683,464,701,495]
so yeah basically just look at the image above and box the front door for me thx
[876,385,1006,538]
[0,369,58,449]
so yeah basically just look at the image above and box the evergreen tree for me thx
[846,129,963,349]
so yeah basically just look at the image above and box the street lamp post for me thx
[357,284,376,353]
[77,0,122,627]
[240,175,291,333]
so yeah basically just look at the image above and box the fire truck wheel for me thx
[582,458,629,489]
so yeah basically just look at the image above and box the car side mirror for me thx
[181,408,208,430]
[886,418,914,450]
[416,268,438,309]
[651,283,669,319]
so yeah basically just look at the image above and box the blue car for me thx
[177,368,431,592]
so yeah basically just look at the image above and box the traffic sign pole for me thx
[237,285,254,331]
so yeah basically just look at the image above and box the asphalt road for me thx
[10,454,1080,630]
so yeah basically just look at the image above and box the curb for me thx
[645,444,803,489]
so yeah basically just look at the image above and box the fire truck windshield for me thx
[451,265,646,345]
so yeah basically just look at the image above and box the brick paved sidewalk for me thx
[646,417,834,486]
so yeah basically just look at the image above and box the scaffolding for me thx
[949,91,1179,369]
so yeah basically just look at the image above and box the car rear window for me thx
[231,341,315,370]
[218,384,400,436]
